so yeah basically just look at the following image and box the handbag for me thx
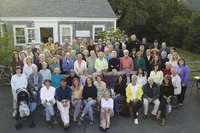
[166,104,172,114]
[120,104,130,118]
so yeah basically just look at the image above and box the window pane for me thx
[27,29,39,43]
[16,28,25,36]
[62,28,70,36]
[94,27,103,42]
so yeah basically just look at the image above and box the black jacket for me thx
[108,58,120,71]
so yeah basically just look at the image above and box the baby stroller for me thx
[15,88,36,129]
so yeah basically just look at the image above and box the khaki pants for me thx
[100,110,114,129]
[143,98,160,115]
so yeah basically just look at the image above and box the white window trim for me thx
[59,25,73,45]
[92,25,105,42]
[0,25,3,37]
[13,25,27,46]
[27,27,40,44]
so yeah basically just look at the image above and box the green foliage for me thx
[0,32,18,65]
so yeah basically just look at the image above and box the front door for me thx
[40,27,53,43]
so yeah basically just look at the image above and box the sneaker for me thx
[136,112,139,116]
[134,118,139,124]
[179,103,183,106]
[12,110,17,118]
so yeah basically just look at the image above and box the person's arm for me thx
[55,88,61,102]
[93,86,98,99]
[110,99,114,110]
[23,74,28,88]
[159,71,164,85]
[126,85,132,103]
[137,86,143,101]
[62,60,66,71]
[182,66,190,86]
[11,76,15,90]
[120,58,122,71]
[74,61,78,74]
[67,87,72,101]
[38,74,43,90]
[152,85,160,101]
[94,59,99,72]
[49,70,52,80]
[142,84,148,99]
[104,59,108,71]
[29,75,34,90]
[131,59,134,71]
[77,87,83,101]
[47,87,55,102]
[40,88,46,104]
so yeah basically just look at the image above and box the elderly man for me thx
[120,50,134,71]
[62,39,71,51]
[142,77,160,120]
[159,42,170,55]
[95,52,108,72]
[62,52,74,74]
[144,49,153,77]
[29,64,43,103]
[45,37,55,51]
[140,37,149,52]
[127,34,139,52]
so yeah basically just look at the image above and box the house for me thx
[0,0,116,46]
[187,0,200,12]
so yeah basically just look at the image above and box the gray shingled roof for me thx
[0,0,116,18]
[187,0,200,11]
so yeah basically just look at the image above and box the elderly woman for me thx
[51,67,64,88]
[86,50,97,74]
[108,51,120,71]
[40,79,57,128]
[171,68,181,96]
[74,54,87,75]
[39,62,51,84]
[99,90,114,132]
[126,75,143,124]
[134,51,145,71]
[23,56,34,79]
[80,77,97,126]
[104,48,112,63]
[80,69,89,86]
[62,52,74,74]
[156,75,174,126]
[177,58,190,106]
[95,52,108,72]
[71,78,83,122]
[162,62,172,76]
[150,64,164,85]
[29,64,43,103]
[49,57,60,74]
[120,50,134,71]
[38,54,46,71]
[94,75,107,111]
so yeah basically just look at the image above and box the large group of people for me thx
[10,35,190,131]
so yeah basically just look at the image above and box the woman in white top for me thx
[171,68,182,95]
[23,56,34,79]
[74,54,87,75]
[99,90,114,132]
[137,68,147,87]
[169,52,179,70]
[150,64,163,85]
[40,79,57,129]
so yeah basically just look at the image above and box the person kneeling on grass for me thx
[56,78,72,129]
[40,79,57,129]
[99,90,114,132]
[126,75,143,124]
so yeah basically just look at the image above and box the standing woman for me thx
[136,68,147,87]
[83,38,89,50]
[150,64,163,85]
[86,50,97,74]
[99,91,114,132]
[74,54,87,75]
[23,56,34,79]
[49,57,60,74]
[177,58,190,106]
[171,68,182,96]
[71,78,83,122]
[10,52,24,75]
[134,51,146,71]
[156,75,174,126]
[80,77,97,126]
[126,75,143,124]
[169,52,180,70]
[33,52,40,66]
[94,75,107,111]
[150,54,161,71]
[94,46,101,57]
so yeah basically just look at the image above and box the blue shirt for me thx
[51,74,64,88]
[56,85,72,102]
[62,59,74,72]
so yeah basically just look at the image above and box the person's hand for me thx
[35,87,38,91]
[147,97,152,103]
[49,100,54,104]
[88,97,92,101]
[43,100,47,105]
[72,100,77,106]
[167,98,171,103]
[63,101,68,108]
[182,84,185,87]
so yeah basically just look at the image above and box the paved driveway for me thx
[0,84,200,133]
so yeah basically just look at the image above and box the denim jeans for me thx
[113,95,125,112]
[44,103,55,121]
[73,99,82,118]
[31,91,40,103]
[83,99,96,121]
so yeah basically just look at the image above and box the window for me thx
[60,25,72,44]
[27,28,39,44]
[13,25,27,45]
[93,25,105,42]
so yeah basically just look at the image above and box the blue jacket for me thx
[62,59,74,72]
[56,85,72,102]
[51,74,64,88]
[177,65,190,86]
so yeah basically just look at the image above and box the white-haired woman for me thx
[49,57,60,74]
[74,54,87,75]
[39,62,51,84]
[86,50,97,74]
[99,90,114,132]
[38,54,46,71]
[95,52,108,72]
[51,67,64,88]
[23,56,34,79]
[171,68,181,96]
[108,51,120,71]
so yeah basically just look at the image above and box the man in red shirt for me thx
[120,50,134,71]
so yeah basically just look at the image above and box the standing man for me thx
[45,37,55,51]
[56,78,72,129]
[127,35,139,52]
[120,50,134,71]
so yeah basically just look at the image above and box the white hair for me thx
[32,64,38,69]
[54,67,61,73]
[123,50,129,55]
[148,77,154,82]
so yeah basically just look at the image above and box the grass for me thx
[176,48,200,80]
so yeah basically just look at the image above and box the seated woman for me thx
[156,75,174,126]
[80,69,89,86]
[49,57,60,74]
[94,75,107,111]
[39,62,51,84]
[51,67,64,88]
[126,75,143,124]
[71,78,83,122]
[150,64,163,85]
[23,56,34,79]
[134,51,145,71]
[74,54,87,75]
[99,91,114,132]
[29,64,43,103]
[40,79,57,129]
[80,77,97,126]
[67,70,79,86]
[136,68,147,87]
[113,75,126,114]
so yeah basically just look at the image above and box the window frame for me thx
[27,28,40,44]
[13,25,27,46]
[59,25,73,45]
[92,25,105,43]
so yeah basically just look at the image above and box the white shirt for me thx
[137,75,147,87]
[40,86,56,104]
[171,74,182,95]
[131,85,137,100]
[23,64,34,79]
[101,98,114,112]
[11,74,28,91]
[74,60,87,75]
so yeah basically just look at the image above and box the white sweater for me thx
[74,60,87,75]
[101,98,114,112]
[40,86,56,104]
[150,71,163,85]
[137,75,147,87]
[171,74,182,95]
[23,64,34,79]
[11,74,28,91]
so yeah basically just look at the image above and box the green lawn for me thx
[176,48,200,80]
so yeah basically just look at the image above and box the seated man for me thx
[40,79,57,129]
[56,78,72,129]
[11,66,28,117]
[142,77,160,120]
[29,64,43,103]
[123,69,133,86]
